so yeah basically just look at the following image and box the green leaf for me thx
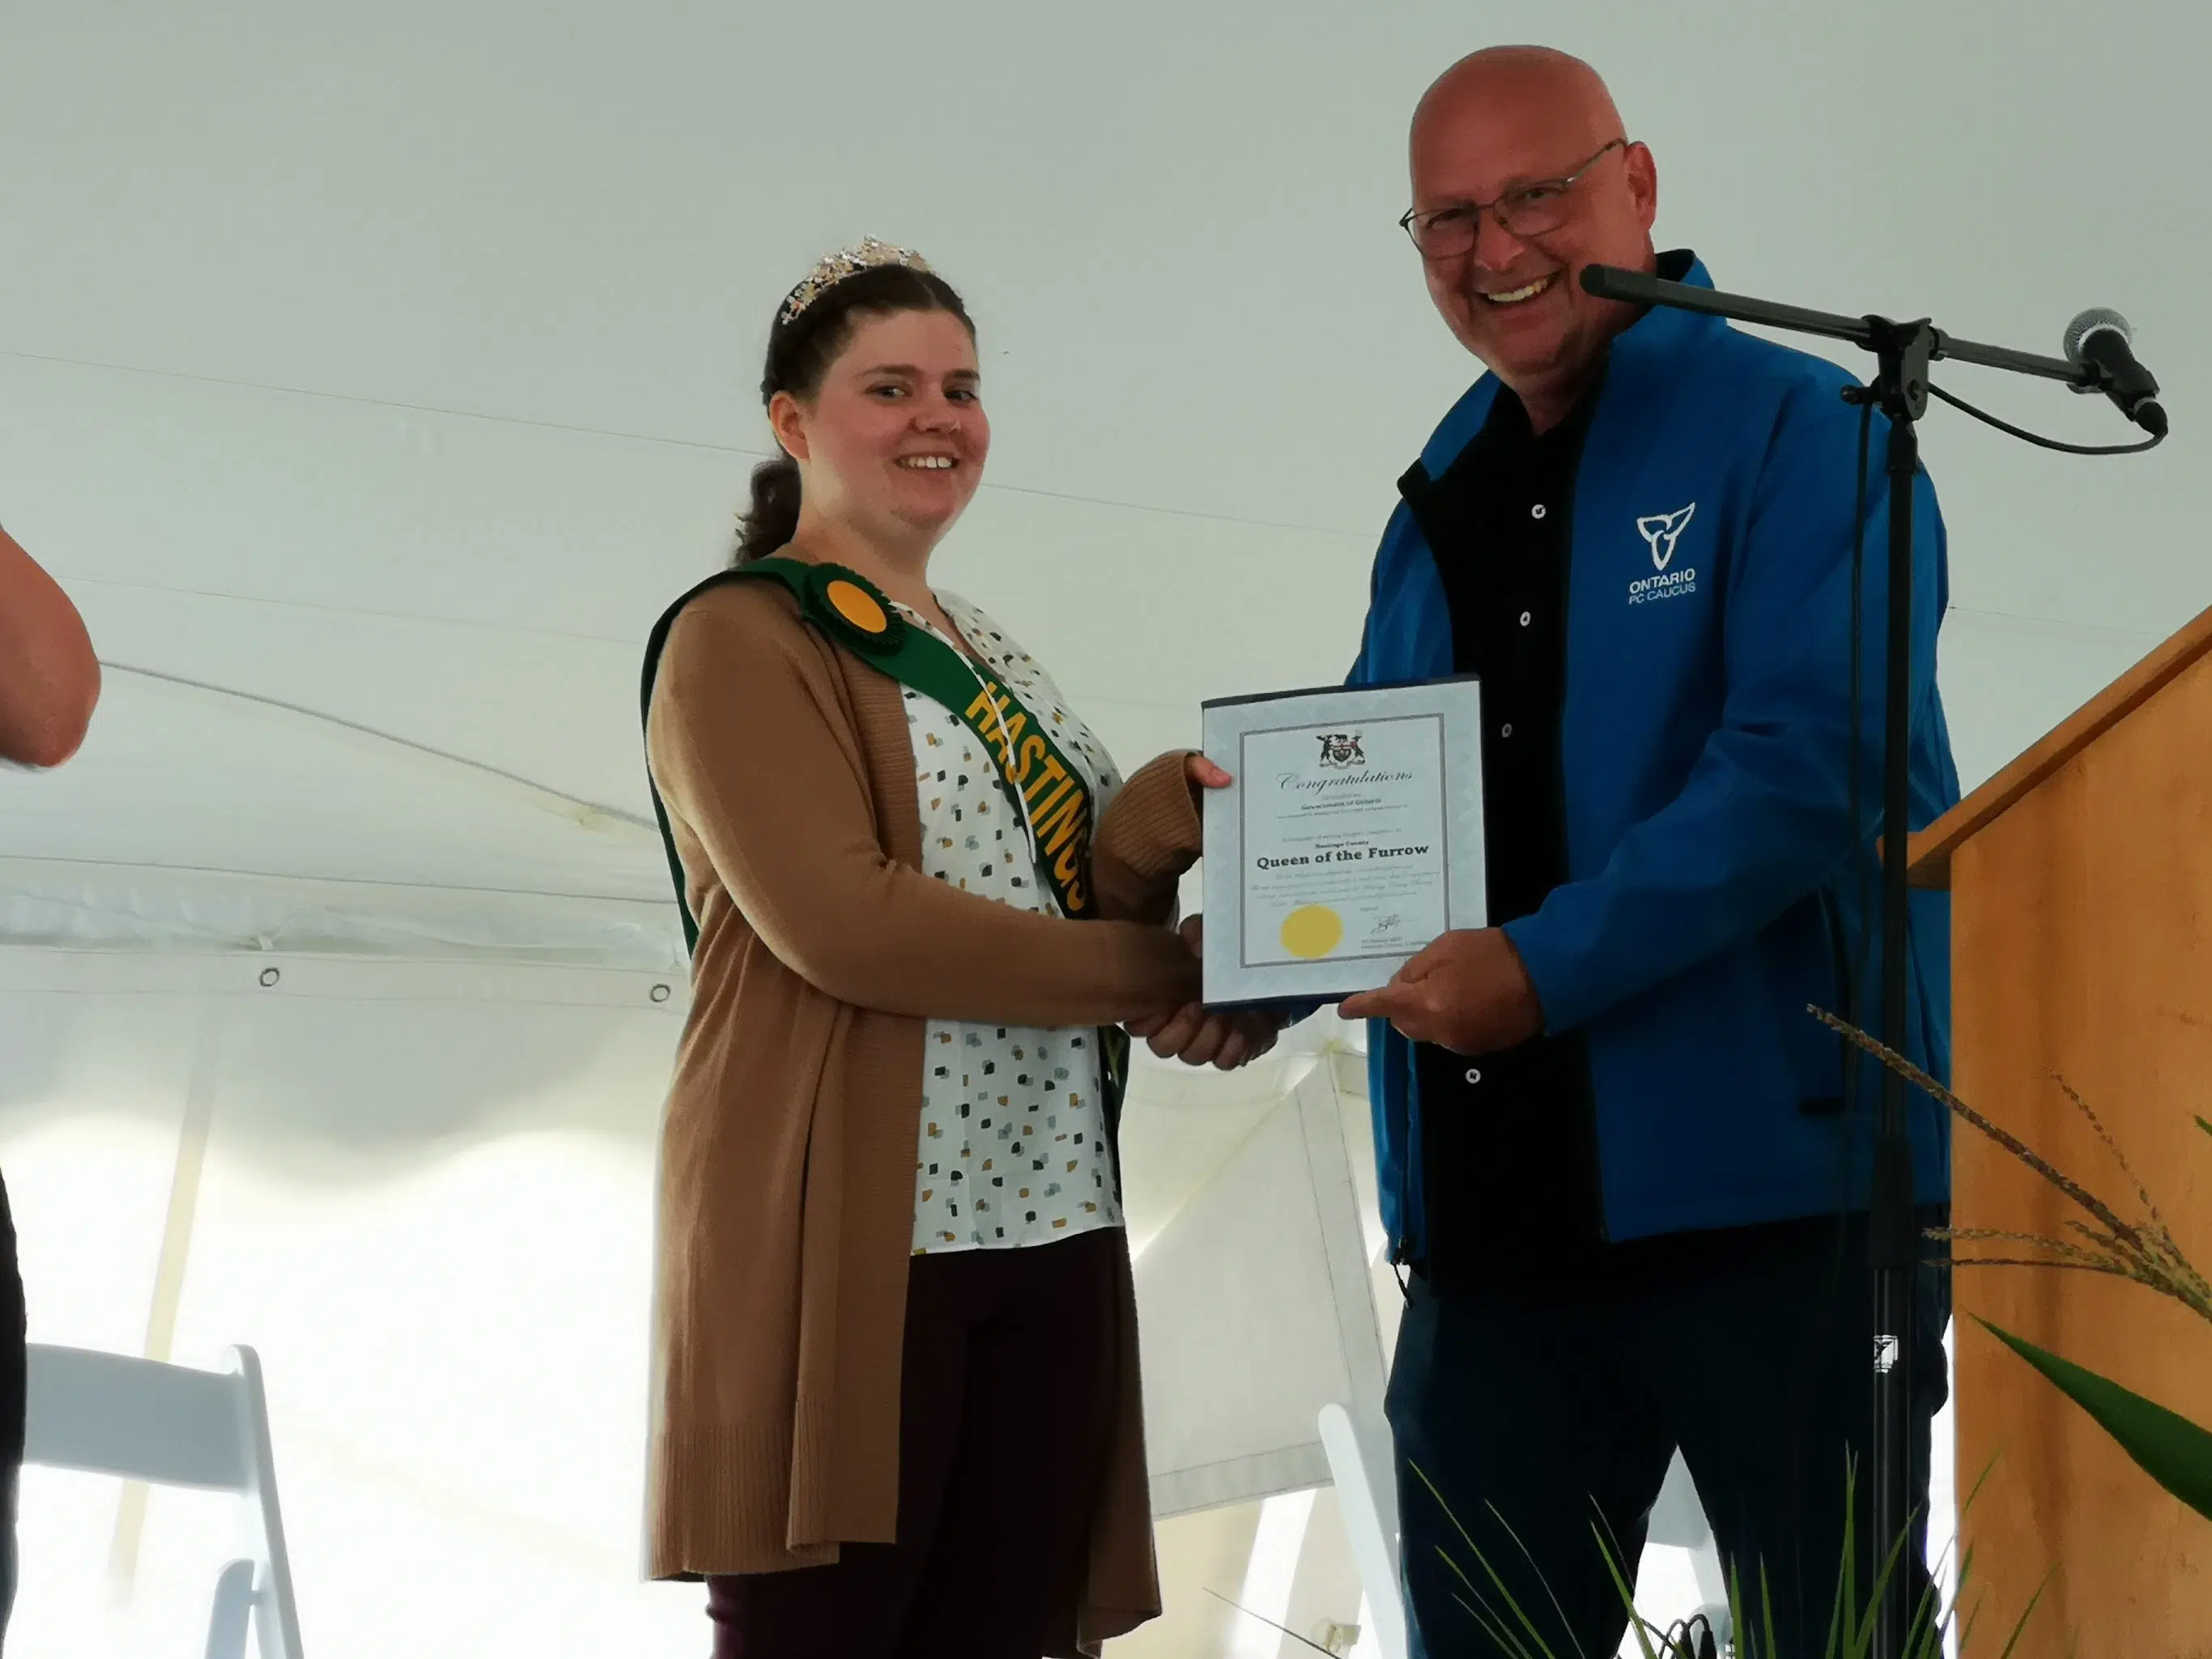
[1997,1568,2055,1659]
[1977,1316,2212,1520]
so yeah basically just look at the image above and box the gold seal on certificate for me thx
[1198,678,1488,1005]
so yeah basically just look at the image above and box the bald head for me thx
[1412,46,1623,157]
[1402,45,1657,431]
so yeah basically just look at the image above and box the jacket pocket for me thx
[1772,891,1848,1117]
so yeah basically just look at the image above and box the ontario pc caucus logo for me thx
[1316,732,1365,769]
[1627,503,1698,606]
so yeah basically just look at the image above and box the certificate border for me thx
[1199,674,1487,1008]
[1235,711,1450,972]
[1199,670,1486,714]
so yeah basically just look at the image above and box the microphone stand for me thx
[1579,263,2107,1659]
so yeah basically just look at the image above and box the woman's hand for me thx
[1131,1003,1282,1070]
[1185,752,1233,793]
[1120,775,1275,1070]
[1124,916,1283,1071]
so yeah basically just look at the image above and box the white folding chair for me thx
[1317,1402,1410,1659]
[23,1343,303,1659]
[1648,1449,1733,1648]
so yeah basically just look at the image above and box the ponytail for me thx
[734,453,802,564]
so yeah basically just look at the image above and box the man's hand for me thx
[1337,928,1545,1054]
[1124,915,1283,1070]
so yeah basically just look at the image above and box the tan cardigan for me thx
[643,578,1203,1650]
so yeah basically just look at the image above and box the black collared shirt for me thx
[1397,376,1609,1288]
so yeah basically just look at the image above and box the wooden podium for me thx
[1908,605,2212,1657]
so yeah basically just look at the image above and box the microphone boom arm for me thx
[1579,265,2102,392]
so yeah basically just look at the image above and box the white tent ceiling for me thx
[0,3,2204,1655]
[5,0,2210,937]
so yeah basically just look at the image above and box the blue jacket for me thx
[1355,256,1960,1256]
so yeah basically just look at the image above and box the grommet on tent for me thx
[649,983,672,1004]
[258,967,281,988]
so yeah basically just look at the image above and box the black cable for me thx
[1775,389,1881,1645]
[1924,383,2164,456]
[1823,392,1883,1632]
[1653,1612,1721,1659]
[1846,390,1874,1105]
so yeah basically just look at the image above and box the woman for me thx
[640,240,1276,1658]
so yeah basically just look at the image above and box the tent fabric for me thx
[3,4,2204,1653]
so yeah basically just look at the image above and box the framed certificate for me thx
[1199,677,1487,1006]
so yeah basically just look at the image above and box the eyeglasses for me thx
[1398,138,1627,259]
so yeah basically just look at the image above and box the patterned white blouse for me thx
[899,591,1127,1257]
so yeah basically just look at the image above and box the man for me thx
[0,520,101,1643]
[1324,47,1959,1659]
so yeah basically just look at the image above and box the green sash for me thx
[638,559,1132,1120]
[733,557,1101,919]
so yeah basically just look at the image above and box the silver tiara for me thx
[778,237,933,325]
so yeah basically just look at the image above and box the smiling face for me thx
[769,307,988,550]
[1408,49,1657,423]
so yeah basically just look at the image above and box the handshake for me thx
[1121,752,1290,1073]
[1125,752,1547,1070]
[1126,910,1547,1071]
[1122,914,1288,1073]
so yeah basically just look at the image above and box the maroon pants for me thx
[707,1227,1121,1659]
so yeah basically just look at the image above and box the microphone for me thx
[2064,308,2168,438]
